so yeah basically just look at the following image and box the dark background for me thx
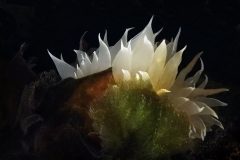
[1,0,240,159]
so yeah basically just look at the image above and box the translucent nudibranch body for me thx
[48,17,228,155]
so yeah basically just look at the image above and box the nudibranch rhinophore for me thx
[49,17,228,159]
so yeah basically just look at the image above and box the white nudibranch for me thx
[48,17,228,140]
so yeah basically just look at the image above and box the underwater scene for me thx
[0,0,240,159]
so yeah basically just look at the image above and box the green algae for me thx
[89,80,192,159]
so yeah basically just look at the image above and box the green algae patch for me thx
[89,80,192,159]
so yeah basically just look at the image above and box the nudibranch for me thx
[48,17,228,159]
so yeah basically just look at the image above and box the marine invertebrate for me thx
[49,17,228,159]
